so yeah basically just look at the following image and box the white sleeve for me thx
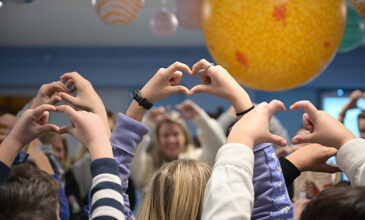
[337,138,365,186]
[192,109,227,167]
[217,108,237,132]
[202,143,254,220]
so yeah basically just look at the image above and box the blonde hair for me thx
[137,159,212,220]
[38,132,71,171]
[148,111,195,169]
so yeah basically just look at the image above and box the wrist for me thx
[229,93,253,116]
[139,87,157,103]
[5,134,24,149]
[286,154,303,172]
[227,132,254,149]
[338,133,357,149]
[88,140,113,160]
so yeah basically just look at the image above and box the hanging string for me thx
[161,0,166,11]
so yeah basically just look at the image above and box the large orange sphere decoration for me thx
[202,0,347,91]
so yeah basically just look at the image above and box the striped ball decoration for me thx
[92,0,144,26]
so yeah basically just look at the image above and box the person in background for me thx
[338,89,365,139]
[130,97,226,195]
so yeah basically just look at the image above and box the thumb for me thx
[268,134,287,147]
[59,92,78,106]
[292,133,316,145]
[168,85,189,95]
[58,125,74,136]
[190,85,211,95]
[38,124,60,133]
[47,95,62,105]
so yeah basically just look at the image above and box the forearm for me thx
[110,113,149,216]
[193,110,226,166]
[0,137,22,167]
[126,100,146,122]
[89,158,126,220]
[337,138,365,186]
[202,143,254,220]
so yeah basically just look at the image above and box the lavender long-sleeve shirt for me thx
[110,113,149,220]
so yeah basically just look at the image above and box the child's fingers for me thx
[58,93,78,108]
[166,62,192,76]
[267,100,286,116]
[190,85,211,95]
[56,105,77,120]
[38,124,60,133]
[290,100,318,116]
[292,132,316,145]
[33,104,57,118]
[58,125,74,135]
[321,164,341,173]
[269,134,287,147]
[192,59,212,75]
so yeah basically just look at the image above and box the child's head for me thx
[300,182,365,220]
[138,159,212,220]
[0,163,60,220]
[39,132,70,170]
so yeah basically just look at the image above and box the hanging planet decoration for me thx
[150,9,178,37]
[353,0,365,19]
[175,0,202,29]
[339,7,365,53]
[92,0,144,26]
[202,0,347,91]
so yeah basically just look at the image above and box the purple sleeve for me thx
[251,143,294,220]
[110,113,149,220]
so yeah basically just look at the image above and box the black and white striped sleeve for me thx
[89,158,125,220]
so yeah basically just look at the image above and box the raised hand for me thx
[31,81,69,109]
[346,90,363,110]
[290,100,356,148]
[140,62,192,103]
[126,62,191,122]
[190,59,252,115]
[7,104,59,147]
[286,143,340,173]
[175,100,201,120]
[58,72,110,136]
[0,105,59,166]
[146,106,171,123]
[227,100,287,148]
[56,105,113,160]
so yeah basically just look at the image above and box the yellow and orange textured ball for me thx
[202,0,347,91]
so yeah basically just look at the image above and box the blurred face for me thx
[51,138,65,163]
[359,118,365,139]
[158,122,186,161]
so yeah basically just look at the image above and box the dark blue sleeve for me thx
[0,161,10,184]
[52,174,70,220]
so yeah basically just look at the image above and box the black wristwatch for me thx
[131,89,153,110]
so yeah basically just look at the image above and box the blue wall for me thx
[1,47,365,139]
